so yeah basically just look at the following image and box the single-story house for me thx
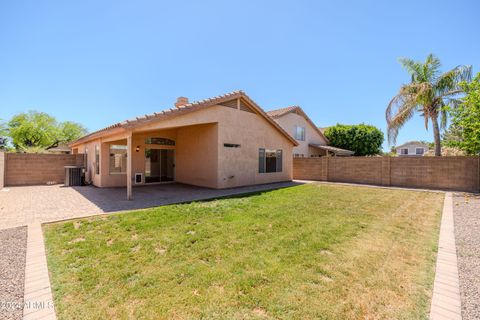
[395,141,429,156]
[70,91,298,199]
[267,106,353,157]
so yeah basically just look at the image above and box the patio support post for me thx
[127,130,133,200]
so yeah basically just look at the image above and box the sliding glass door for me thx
[145,149,175,183]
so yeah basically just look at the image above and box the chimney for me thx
[175,96,189,108]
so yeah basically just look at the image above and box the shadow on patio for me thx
[69,181,304,214]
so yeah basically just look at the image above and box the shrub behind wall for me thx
[325,124,384,156]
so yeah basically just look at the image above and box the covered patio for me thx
[0,181,300,230]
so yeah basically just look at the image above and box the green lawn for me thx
[44,184,443,320]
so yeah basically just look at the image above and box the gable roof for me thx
[266,106,329,143]
[395,141,430,149]
[71,91,298,146]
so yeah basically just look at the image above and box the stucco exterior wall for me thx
[176,124,218,188]
[273,112,327,157]
[71,103,295,189]
[217,107,293,188]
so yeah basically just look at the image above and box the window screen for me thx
[295,126,305,141]
[259,148,282,173]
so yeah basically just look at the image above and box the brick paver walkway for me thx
[23,223,56,320]
[430,192,462,320]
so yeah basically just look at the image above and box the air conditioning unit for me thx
[135,173,143,184]
[65,166,84,186]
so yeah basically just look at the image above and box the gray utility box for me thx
[64,166,84,186]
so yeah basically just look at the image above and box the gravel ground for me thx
[0,226,27,320]
[453,193,480,320]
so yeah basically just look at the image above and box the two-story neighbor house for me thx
[267,106,353,157]
[395,141,429,156]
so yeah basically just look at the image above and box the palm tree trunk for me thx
[431,115,442,156]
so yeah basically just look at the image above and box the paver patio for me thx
[0,182,299,230]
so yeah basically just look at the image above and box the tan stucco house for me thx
[267,106,353,157]
[70,91,297,199]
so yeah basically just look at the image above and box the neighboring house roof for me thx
[71,90,298,147]
[266,106,329,144]
[309,144,355,156]
[318,127,328,134]
[395,141,429,149]
[46,144,71,153]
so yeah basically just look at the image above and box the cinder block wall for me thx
[0,152,5,189]
[293,156,480,192]
[5,153,85,186]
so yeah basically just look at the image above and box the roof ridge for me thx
[70,90,299,147]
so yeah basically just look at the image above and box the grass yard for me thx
[44,184,443,320]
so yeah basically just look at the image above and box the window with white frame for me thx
[400,148,408,155]
[415,148,424,155]
[259,149,282,173]
[294,126,305,141]
[109,145,127,174]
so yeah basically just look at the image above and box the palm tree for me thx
[386,54,471,156]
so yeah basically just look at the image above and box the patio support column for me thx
[127,130,133,200]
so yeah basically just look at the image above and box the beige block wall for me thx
[273,112,327,157]
[293,156,480,192]
[5,154,84,186]
[0,152,5,189]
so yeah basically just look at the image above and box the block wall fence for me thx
[293,156,480,192]
[0,153,479,192]
[2,153,84,186]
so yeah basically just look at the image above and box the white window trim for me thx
[294,126,306,141]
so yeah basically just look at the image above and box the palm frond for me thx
[424,54,442,82]
[386,89,418,144]
[435,65,472,97]
[398,57,422,79]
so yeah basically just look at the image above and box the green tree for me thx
[7,110,87,152]
[0,119,7,149]
[59,121,88,144]
[324,124,384,156]
[386,54,472,156]
[446,73,480,155]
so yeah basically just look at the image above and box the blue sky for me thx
[1,0,479,150]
